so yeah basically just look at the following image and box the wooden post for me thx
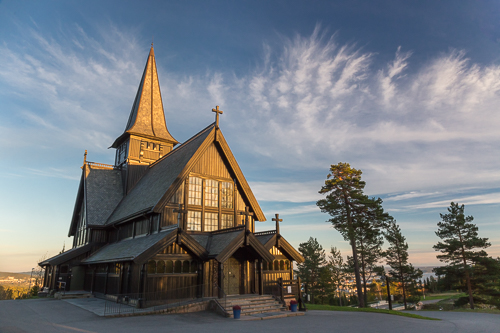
[103,264,109,295]
[258,259,263,295]
[91,267,96,293]
[385,275,392,310]
[197,262,203,298]
[278,277,284,303]
[217,261,223,299]
[118,264,123,294]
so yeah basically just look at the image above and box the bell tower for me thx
[112,45,178,166]
[112,45,178,192]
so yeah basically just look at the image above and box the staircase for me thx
[218,295,287,318]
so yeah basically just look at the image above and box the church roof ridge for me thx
[111,45,178,148]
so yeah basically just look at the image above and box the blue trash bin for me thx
[233,307,241,319]
[291,303,298,312]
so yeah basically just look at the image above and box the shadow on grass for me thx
[306,304,441,320]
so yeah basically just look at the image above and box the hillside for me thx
[0,272,31,279]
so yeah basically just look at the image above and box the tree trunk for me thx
[400,271,407,310]
[458,230,474,309]
[343,190,364,308]
[360,246,368,306]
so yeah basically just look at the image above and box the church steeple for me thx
[112,45,178,167]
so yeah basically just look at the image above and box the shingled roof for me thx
[82,229,177,264]
[68,164,123,236]
[106,124,215,225]
[86,166,123,226]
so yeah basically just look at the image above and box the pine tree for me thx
[317,162,389,307]
[296,237,327,304]
[384,221,422,309]
[433,202,490,309]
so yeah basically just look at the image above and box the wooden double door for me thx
[223,257,241,295]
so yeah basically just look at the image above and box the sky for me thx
[0,0,499,272]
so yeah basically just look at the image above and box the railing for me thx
[254,230,277,236]
[86,161,115,169]
[212,284,228,314]
[101,283,208,316]
[272,277,307,311]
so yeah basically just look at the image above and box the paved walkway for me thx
[1,298,499,333]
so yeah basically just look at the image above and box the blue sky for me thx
[0,0,499,272]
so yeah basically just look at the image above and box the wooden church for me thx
[39,46,304,305]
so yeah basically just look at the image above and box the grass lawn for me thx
[421,292,462,301]
[306,304,440,320]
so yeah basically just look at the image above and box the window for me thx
[187,211,201,231]
[157,261,165,274]
[182,261,190,273]
[111,263,121,275]
[204,179,219,207]
[147,260,157,274]
[188,177,202,205]
[221,181,233,208]
[190,261,197,273]
[174,261,182,273]
[165,260,173,273]
[204,212,218,232]
[221,214,234,229]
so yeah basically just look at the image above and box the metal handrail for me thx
[212,283,227,312]
[102,283,207,316]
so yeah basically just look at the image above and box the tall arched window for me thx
[280,260,285,271]
[157,260,165,274]
[147,260,157,274]
[190,261,197,273]
[174,260,182,273]
[182,260,190,273]
[165,260,173,273]
[274,260,279,271]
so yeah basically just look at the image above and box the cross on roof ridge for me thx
[212,105,223,128]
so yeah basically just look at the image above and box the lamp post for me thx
[28,268,34,297]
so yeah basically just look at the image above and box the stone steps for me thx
[55,292,94,300]
[219,295,287,318]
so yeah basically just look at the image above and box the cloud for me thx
[1,23,499,207]
[406,192,500,210]
[250,181,322,202]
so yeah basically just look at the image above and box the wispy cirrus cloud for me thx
[1,23,499,210]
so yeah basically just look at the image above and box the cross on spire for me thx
[272,213,282,235]
[212,105,223,128]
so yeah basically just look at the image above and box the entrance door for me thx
[223,257,240,295]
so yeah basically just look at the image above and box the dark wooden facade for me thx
[39,46,304,304]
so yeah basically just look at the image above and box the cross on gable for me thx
[174,204,188,230]
[173,203,188,215]
[272,213,282,235]
[212,105,223,128]
[240,206,254,230]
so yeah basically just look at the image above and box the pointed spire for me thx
[112,45,178,148]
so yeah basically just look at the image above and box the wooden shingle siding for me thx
[129,138,141,159]
[191,143,232,179]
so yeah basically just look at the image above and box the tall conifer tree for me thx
[317,162,388,307]
[433,202,490,309]
[384,221,422,309]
